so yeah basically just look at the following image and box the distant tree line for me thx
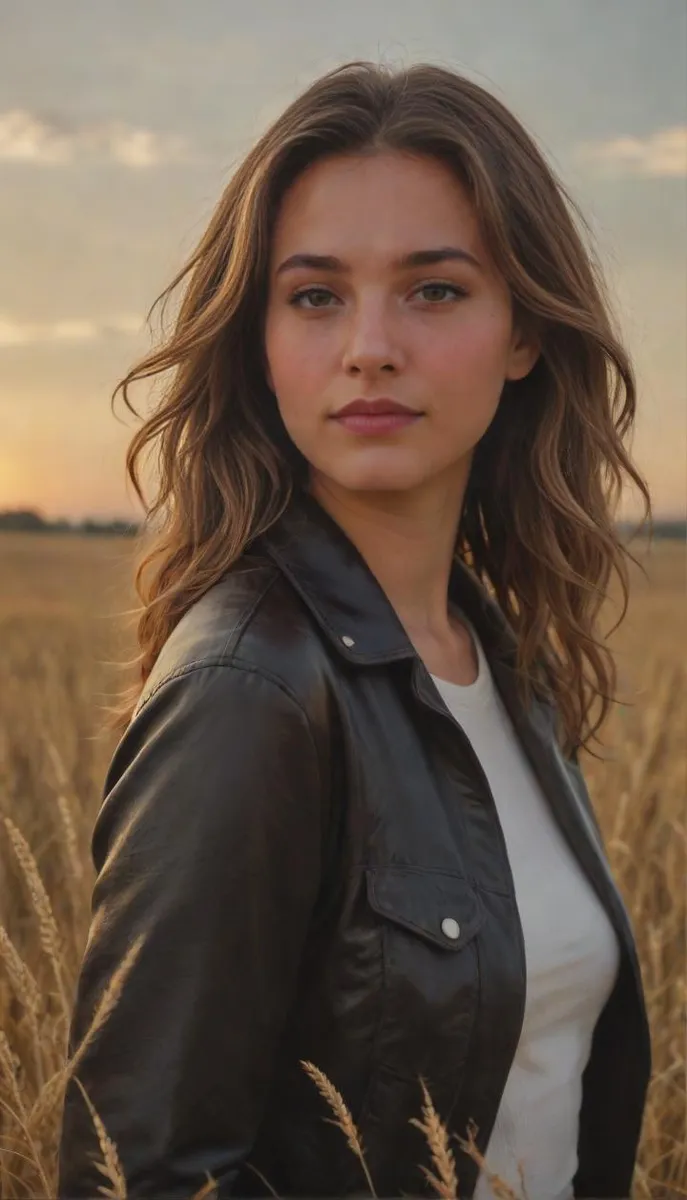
[0,509,141,536]
[0,507,684,541]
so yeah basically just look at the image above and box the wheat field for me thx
[0,531,684,1199]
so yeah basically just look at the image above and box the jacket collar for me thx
[258,487,521,673]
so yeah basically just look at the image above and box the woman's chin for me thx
[322,469,427,496]
[311,452,430,494]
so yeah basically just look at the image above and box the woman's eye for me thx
[288,287,336,309]
[416,283,467,303]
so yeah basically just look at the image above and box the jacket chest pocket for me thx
[363,866,485,1084]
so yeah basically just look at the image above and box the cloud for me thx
[0,109,191,167]
[0,313,144,346]
[574,125,687,178]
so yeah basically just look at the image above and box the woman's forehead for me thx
[269,152,484,270]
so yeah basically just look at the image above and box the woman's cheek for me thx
[448,314,513,389]
[275,326,329,395]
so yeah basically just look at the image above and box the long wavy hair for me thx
[105,59,652,761]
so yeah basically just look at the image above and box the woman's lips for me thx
[332,412,423,435]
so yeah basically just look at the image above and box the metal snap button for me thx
[341,635,355,647]
[441,917,461,940]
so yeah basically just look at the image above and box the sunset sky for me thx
[1,0,685,521]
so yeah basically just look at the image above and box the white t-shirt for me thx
[429,612,620,1200]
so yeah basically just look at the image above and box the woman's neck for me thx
[308,472,468,643]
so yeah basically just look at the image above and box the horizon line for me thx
[1,507,685,527]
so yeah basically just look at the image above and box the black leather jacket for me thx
[58,490,651,1199]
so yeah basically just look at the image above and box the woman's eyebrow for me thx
[274,246,483,277]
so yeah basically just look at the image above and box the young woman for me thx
[57,60,652,1200]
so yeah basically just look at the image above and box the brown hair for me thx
[105,59,652,760]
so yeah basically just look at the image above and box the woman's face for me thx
[264,149,538,505]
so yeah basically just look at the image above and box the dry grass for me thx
[0,531,684,1198]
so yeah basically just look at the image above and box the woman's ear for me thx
[506,317,541,382]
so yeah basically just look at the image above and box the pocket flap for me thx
[365,867,485,950]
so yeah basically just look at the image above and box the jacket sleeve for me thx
[57,661,329,1199]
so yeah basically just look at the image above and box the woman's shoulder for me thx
[131,550,334,725]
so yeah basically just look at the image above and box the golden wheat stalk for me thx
[43,735,70,790]
[73,1077,126,1199]
[0,923,41,1016]
[44,734,85,892]
[0,1029,52,1197]
[456,1120,524,1200]
[300,1059,378,1197]
[241,1160,280,1196]
[56,792,85,885]
[189,1172,222,1199]
[0,921,44,1092]
[409,1077,460,1198]
[3,816,69,1020]
[27,931,145,1132]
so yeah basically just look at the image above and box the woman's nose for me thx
[341,303,405,375]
